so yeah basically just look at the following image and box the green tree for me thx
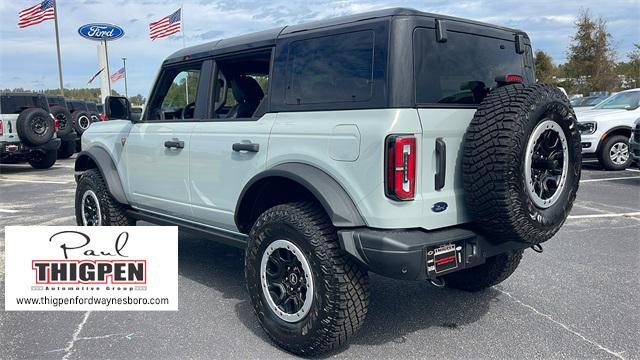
[565,9,617,94]
[534,50,556,83]
[129,94,146,106]
[615,43,640,89]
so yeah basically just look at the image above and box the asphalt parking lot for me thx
[1,156,639,359]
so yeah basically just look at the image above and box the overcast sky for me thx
[1,0,638,97]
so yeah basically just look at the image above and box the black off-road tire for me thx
[245,202,369,356]
[28,149,57,169]
[17,107,55,147]
[72,110,92,135]
[463,84,581,244]
[598,135,631,171]
[75,168,135,226]
[57,140,76,159]
[50,106,73,137]
[443,250,524,292]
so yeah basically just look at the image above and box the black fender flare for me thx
[235,163,366,231]
[74,147,128,204]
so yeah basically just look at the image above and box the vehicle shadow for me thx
[177,232,496,357]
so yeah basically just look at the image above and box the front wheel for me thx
[598,135,631,170]
[245,202,369,356]
[75,168,135,226]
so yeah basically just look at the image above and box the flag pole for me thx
[53,0,64,96]
[181,4,188,103]
[122,58,128,98]
[104,38,112,95]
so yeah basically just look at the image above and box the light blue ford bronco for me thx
[74,8,582,355]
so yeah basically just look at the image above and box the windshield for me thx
[593,92,640,110]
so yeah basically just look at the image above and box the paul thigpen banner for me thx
[5,226,178,311]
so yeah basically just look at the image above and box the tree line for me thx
[534,9,639,95]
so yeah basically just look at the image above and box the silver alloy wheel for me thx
[260,239,314,323]
[524,119,569,209]
[81,189,102,226]
[609,142,629,165]
[78,115,90,130]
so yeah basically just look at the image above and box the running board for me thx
[125,209,248,249]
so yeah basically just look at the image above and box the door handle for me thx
[164,139,184,149]
[232,142,259,152]
[435,138,446,190]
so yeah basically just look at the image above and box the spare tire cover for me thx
[16,107,55,147]
[50,105,73,137]
[463,84,581,244]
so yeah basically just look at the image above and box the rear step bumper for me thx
[338,227,528,281]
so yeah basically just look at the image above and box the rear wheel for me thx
[72,111,92,135]
[75,168,135,226]
[444,250,524,292]
[28,149,57,169]
[245,202,369,356]
[598,135,631,170]
[57,140,76,159]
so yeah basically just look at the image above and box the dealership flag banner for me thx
[5,226,179,311]
[17,0,65,96]
[87,68,105,84]
[110,67,126,83]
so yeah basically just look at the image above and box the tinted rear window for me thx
[67,101,88,112]
[285,30,376,105]
[414,28,528,105]
[0,94,49,114]
[47,96,67,108]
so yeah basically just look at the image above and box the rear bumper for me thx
[1,138,60,154]
[338,226,528,281]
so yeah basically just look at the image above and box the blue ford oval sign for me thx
[78,23,124,41]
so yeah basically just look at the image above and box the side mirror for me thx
[625,104,639,111]
[105,96,132,120]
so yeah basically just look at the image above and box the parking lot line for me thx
[625,168,640,173]
[567,212,640,219]
[0,209,20,213]
[0,178,70,184]
[580,176,640,183]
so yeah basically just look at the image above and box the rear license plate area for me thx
[426,243,463,278]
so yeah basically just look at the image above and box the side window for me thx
[285,30,375,105]
[147,63,201,121]
[211,50,271,120]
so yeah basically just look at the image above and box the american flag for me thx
[18,0,56,29]
[149,8,181,40]
[110,67,126,83]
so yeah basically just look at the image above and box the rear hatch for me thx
[413,24,534,228]
[1,93,51,143]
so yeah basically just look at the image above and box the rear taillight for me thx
[52,114,59,132]
[495,74,523,85]
[0,120,3,136]
[99,113,108,121]
[385,135,416,201]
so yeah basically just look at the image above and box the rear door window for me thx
[285,30,375,105]
[413,28,528,106]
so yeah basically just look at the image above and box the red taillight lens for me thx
[505,74,523,83]
[99,113,108,121]
[385,135,416,201]
[53,118,59,132]
[0,120,3,136]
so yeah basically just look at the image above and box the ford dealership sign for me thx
[78,23,124,41]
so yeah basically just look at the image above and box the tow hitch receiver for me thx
[426,243,464,279]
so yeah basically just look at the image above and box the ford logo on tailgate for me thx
[78,23,124,41]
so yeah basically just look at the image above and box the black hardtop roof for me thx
[166,7,526,63]
[0,92,47,98]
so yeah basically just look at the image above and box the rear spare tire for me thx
[50,106,73,137]
[463,84,581,244]
[16,108,55,147]
[72,111,92,135]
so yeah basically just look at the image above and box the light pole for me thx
[122,57,128,99]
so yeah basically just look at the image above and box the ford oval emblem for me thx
[432,202,448,213]
[78,23,124,41]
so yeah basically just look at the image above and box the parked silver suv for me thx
[74,8,582,355]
